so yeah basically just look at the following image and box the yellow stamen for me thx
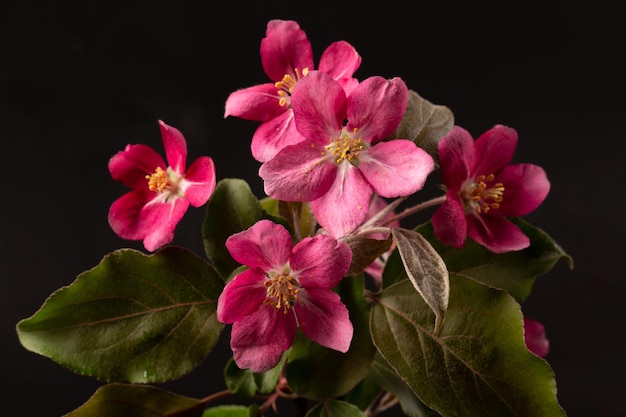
[326,129,365,165]
[470,173,505,214]
[274,67,310,107]
[146,167,170,193]
[264,272,300,314]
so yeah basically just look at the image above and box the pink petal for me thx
[141,198,190,251]
[432,191,468,249]
[259,141,337,202]
[473,125,518,176]
[318,40,361,82]
[181,156,216,207]
[295,288,353,353]
[158,120,187,174]
[310,164,372,238]
[290,71,346,143]
[109,144,166,190]
[108,190,156,240]
[250,110,305,162]
[359,140,434,197]
[225,219,293,270]
[438,126,475,191]
[466,214,530,253]
[231,305,297,373]
[496,164,550,216]
[523,318,550,357]
[224,83,285,121]
[217,268,268,324]
[346,77,408,144]
[261,20,313,82]
[290,235,352,289]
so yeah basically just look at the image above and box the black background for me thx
[2,1,625,416]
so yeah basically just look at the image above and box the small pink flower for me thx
[524,318,550,357]
[432,125,550,253]
[224,19,361,163]
[108,120,216,252]
[259,71,435,238]
[217,219,353,373]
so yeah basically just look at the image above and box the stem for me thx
[198,389,232,405]
[382,194,446,226]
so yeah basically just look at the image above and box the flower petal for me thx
[226,219,293,270]
[523,318,550,357]
[438,126,475,191]
[473,124,518,176]
[496,163,550,216]
[158,120,187,174]
[466,214,530,253]
[261,19,313,82]
[224,83,285,121]
[181,156,216,207]
[295,288,353,353]
[310,163,372,238]
[250,110,305,162]
[290,235,352,289]
[217,268,268,324]
[359,140,434,197]
[230,305,297,373]
[109,144,166,190]
[432,191,468,249]
[141,198,190,251]
[346,76,408,144]
[318,40,361,84]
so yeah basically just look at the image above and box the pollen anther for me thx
[146,167,170,193]
[469,173,505,214]
[264,273,300,314]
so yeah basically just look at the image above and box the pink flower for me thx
[108,120,216,252]
[524,318,550,357]
[432,125,550,253]
[224,19,361,163]
[259,71,435,238]
[217,219,353,373]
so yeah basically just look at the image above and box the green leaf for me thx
[339,233,393,276]
[202,405,251,417]
[391,228,449,333]
[224,358,256,398]
[388,89,454,164]
[338,373,383,411]
[306,399,366,417]
[370,275,566,417]
[286,274,376,400]
[17,247,224,383]
[64,383,204,417]
[202,178,268,279]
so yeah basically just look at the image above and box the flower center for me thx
[326,129,365,165]
[264,270,300,314]
[146,167,171,193]
[467,173,505,214]
[275,67,309,107]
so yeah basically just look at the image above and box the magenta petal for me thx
[217,269,268,324]
[318,40,361,82]
[295,288,353,353]
[467,215,530,253]
[142,198,190,251]
[438,126,475,190]
[226,220,293,270]
[250,110,305,162]
[473,124,518,176]
[290,235,352,289]
[496,164,550,216]
[109,144,166,190]
[523,318,550,357]
[432,192,468,249]
[259,141,337,202]
[346,77,408,143]
[182,156,216,207]
[359,140,434,197]
[291,71,346,142]
[311,164,372,238]
[231,305,297,373]
[108,190,156,240]
[261,19,313,82]
[224,83,285,121]
[158,120,187,174]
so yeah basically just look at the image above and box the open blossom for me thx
[224,19,361,163]
[108,120,216,252]
[217,219,353,373]
[524,318,550,357]
[432,125,550,253]
[259,71,435,238]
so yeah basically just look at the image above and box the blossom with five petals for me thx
[224,19,361,163]
[217,219,353,373]
[108,120,216,252]
[432,125,550,253]
[259,71,435,238]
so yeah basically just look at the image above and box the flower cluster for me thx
[17,18,570,417]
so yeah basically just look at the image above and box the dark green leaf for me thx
[224,358,256,398]
[202,405,250,417]
[370,275,565,417]
[17,247,224,383]
[391,228,449,333]
[338,373,383,411]
[306,399,366,417]
[340,233,393,276]
[64,383,204,417]
[286,274,376,400]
